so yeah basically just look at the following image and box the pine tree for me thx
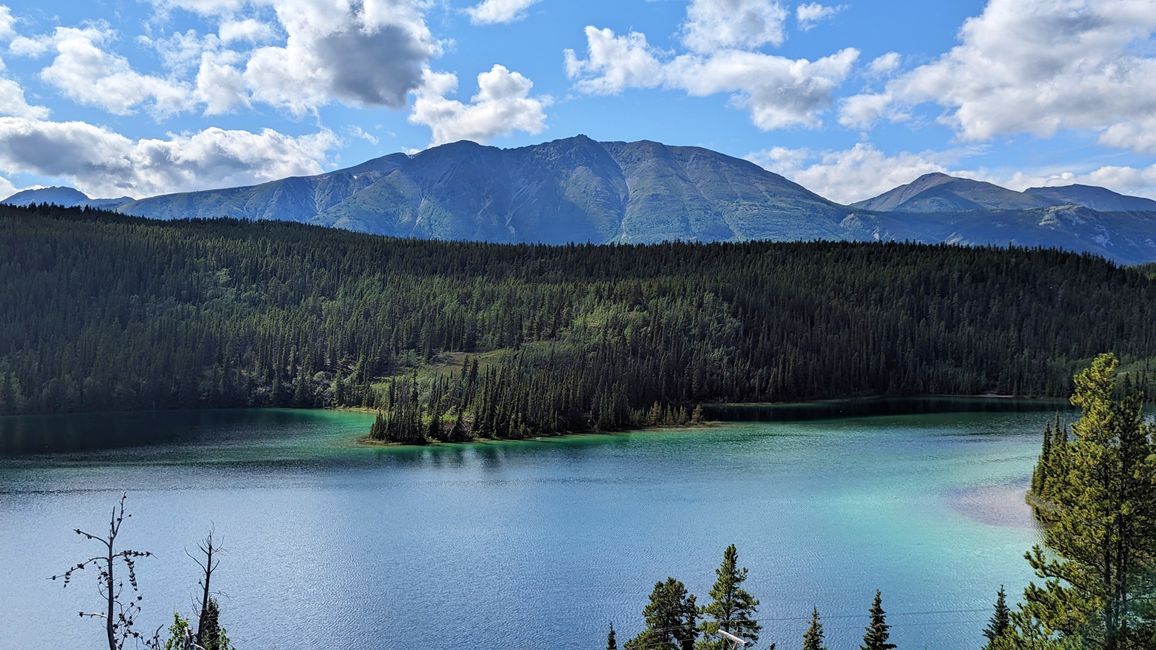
[698,545,760,649]
[982,586,1010,648]
[802,608,826,650]
[607,622,618,650]
[860,590,895,650]
[1013,353,1156,648]
[625,578,698,650]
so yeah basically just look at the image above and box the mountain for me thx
[1024,184,1156,212]
[5,136,1156,263]
[851,172,1061,212]
[3,186,92,207]
[1,186,133,210]
[117,136,852,244]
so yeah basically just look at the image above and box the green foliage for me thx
[607,623,618,650]
[625,578,698,650]
[860,590,895,650]
[697,545,760,649]
[4,206,1156,443]
[802,607,826,650]
[984,586,1011,649]
[161,613,193,650]
[1011,353,1156,648]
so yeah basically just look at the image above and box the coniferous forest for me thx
[2,204,1155,442]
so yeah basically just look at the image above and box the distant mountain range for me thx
[6,135,1156,264]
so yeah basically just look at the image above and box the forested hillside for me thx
[2,205,1154,439]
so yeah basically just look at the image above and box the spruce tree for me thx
[1013,353,1156,648]
[625,578,698,650]
[982,586,1010,648]
[860,590,895,650]
[698,544,760,649]
[607,623,618,650]
[802,608,826,650]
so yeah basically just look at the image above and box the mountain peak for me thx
[3,186,91,207]
[854,173,1055,213]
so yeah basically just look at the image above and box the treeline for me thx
[620,355,1155,650]
[992,353,1155,648]
[611,544,896,650]
[3,205,1156,439]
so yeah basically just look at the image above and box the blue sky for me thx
[0,0,1153,203]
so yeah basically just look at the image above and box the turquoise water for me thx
[0,406,1055,649]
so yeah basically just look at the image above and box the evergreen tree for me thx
[625,578,698,650]
[698,545,760,649]
[802,608,826,650]
[983,586,1010,648]
[607,622,618,650]
[1012,353,1156,648]
[860,590,895,650]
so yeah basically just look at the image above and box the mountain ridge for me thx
[5,135,1156,263]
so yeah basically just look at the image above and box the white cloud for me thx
[566,24,857,130]
[346,124,378,144]
[0,173,18,199]
[218,17,275,44]
[682,0,788,53]
[1097,115,1156,155]
[564,27,663,95]
[244,0,440,114]
[409,64,550,146]
[0,116,339,196]
[147,0,247,17]
[40,26,194,117]
[867,51,900,77]
[0,5,14,41]
[840,0,1156,154]
[196,50,248,114]
[0,76,49,119]
[749,143,952,203]
[465,0,539,25]
[795,3,844,31]
[838,91,901,130]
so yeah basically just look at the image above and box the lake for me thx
[0,403,1059,649]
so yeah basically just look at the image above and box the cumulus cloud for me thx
[40,26,193,117]
[466,0,539,25]
[749,143,953,203]
[0,5,14,41]
[0,116,338,196]
[147,0,247,17]
[839,0,1156,154]
[795,3,844,31]
[218,17,276,44]
[867,51,900,77]
[682,0,788,52]
[410,64,550,146]
[0,77,49,119]
[196,50,248,114]
[244,0,440,114]
[566,24,857,130]
[564,27,663,95]
[0,173,18,199]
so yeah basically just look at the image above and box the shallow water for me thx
[0,406,1058,649]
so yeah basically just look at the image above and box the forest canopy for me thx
[2,204,1154,439]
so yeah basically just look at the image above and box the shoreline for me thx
[354,421,721,449]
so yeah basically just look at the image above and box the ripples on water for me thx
[0,402,1062,649]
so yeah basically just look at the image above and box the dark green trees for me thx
[607,623,618,650]
[5,205,1156,423]
[625,578,698,650]
[860,590,895,650]
[802,608,826,650]
[1011,353,1156,648]
[698,544,761,649]
[983,586,1011,649]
